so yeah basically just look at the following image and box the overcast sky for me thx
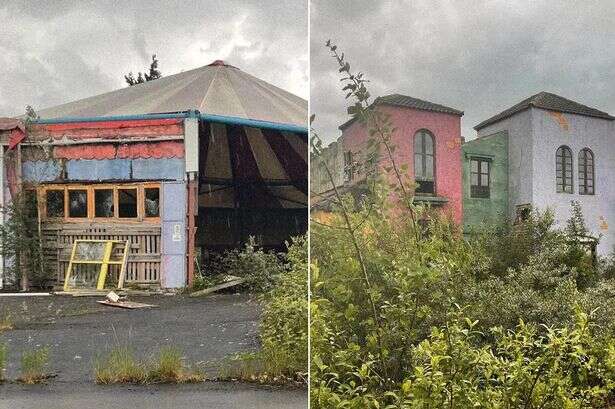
[311,0,615,143]
[0,0,307,118]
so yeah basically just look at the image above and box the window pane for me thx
[481,173,489,186]
[94,189,114,218]
[46,190,64,217]
[425,155,434,180]
[118,189,138,218]
[424,133,433,154]
[471,173,479,186]
[414,154,423,178]
[145,188,160,217]
[68,190,88,218]
[471,160,478,172]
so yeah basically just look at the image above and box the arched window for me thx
[556,145,573,193]
[578,148,594,195]
[414,130,435,194]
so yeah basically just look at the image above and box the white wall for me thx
[530,108,615,255]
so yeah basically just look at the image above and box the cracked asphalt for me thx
[0,293,307,408]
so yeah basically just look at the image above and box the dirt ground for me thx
[0,293,306,408]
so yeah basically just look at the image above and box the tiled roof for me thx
[475,91,614,130]
[339,93,463,130]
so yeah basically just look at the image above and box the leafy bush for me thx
[196,237,285,292]
[221,236,308,384]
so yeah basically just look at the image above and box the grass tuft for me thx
[18,346,50,384]
[95,346,204,384]
[0,315,13,332]
[0,343,7,382]
[94,346,147,384]
[219,350,306,386]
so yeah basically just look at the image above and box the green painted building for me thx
[462,131,509,232]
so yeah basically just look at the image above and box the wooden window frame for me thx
[38,182,161,223]
[556,145,573,194]
[414,129,436,195]
[470,158,491,198]
[578,148,595,195]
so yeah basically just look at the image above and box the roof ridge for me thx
[475,91,614,130]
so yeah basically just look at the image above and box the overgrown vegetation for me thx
[194,237,286,293]
[0,192,53,289]
[18,346,50,384]
[310,41,615,408]
[94,346,204,384]
[220,236,308,385]
[0,106,55,290]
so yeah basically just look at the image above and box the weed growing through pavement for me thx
[0,343,7,382]
[18,346,50,384]
[94,346,147,384]
[94,346,205,384]
[0,314,13,332]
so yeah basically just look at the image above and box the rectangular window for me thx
[68,190,88,218]
[94,189,114,218]
[46,190,65,218]
[144,187,160,217]
[118,188,138,218]
[343,151,353,182]
[470,158,490,198]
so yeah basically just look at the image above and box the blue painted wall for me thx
[161,181,187,288]
[22,158,184,183]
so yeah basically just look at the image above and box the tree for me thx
[124,54,162,86]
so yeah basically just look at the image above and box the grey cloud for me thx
[0,0,307,117]
[311,0,615,143]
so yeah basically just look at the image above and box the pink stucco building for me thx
[338,94,464,223]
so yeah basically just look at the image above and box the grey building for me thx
[475,92,615,255]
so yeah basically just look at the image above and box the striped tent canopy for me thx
[199,121,307,209]
[198,121,307,249]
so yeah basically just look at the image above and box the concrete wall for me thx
[341,105,464,223]
[530,108,615,254]
[462,131,509,231]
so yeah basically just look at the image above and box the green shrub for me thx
[197,237,285,292]
[18,346,50,384]
[0,192,54,289]
[222,236,308,384]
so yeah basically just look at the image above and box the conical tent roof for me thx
[35,60,307,127]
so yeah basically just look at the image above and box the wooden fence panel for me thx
[42,222,161,286]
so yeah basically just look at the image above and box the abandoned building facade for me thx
[0,61,308,289]
[312,92,615,256]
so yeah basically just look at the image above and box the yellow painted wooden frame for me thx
[63,239,130,291]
